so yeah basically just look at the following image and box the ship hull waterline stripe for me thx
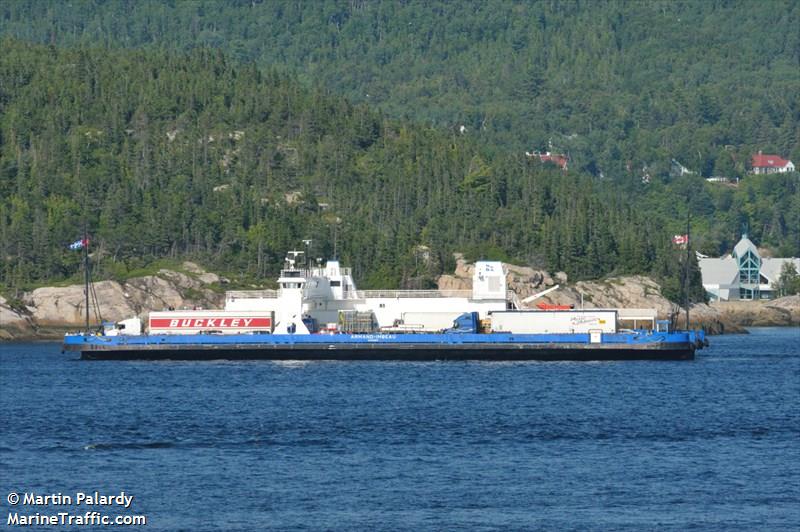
[70,342,695,361]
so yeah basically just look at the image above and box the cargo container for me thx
[338,310,376,333]
[489,310,617,334]
[148,310,274,334]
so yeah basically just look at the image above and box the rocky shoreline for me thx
[1,262,224,341]
[2,258,798,340]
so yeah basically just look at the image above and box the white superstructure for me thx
[106,249,664,337]
[222,251,509,333]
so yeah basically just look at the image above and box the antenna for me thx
[302,239,312,274]
[332,217,341,259]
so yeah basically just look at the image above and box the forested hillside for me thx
[0,0,798,303]
[0,41,795,303]
[1,0,798,177]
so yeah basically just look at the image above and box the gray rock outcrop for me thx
[26,281,137,326]
[710,296,800,328]
[0,296,34,339]
[2,263,225,339]
[538,275,676,315]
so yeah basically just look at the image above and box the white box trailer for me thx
[489,310,617,334]
[148,310,274,335]
[400,311,465,332]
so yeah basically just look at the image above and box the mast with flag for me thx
[680,205,692,330]
[68,235,91,331]
[684,209,690,329]
[673,205,692,329]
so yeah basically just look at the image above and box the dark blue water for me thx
[1,328,798,531]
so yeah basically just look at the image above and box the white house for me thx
[751,152,795,174]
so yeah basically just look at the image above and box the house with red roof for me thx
[525,150,568,170]
[751,151,795,174]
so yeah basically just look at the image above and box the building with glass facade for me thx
[699,235,800,301]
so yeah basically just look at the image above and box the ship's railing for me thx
[225,290,279,300]
[225,287,513,301]
[356,289,473,299]
[310,266,352,277]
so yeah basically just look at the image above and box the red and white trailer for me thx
[148,311,274,335]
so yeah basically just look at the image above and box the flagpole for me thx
[684,206,691,330]
[84,231,90,332]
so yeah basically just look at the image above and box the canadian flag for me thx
[672,234,689,246]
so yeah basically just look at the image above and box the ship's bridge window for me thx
[282,282,302,289]
[330,280,341,287]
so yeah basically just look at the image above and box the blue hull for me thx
[64,331,703,361]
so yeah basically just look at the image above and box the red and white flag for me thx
[672,234,689,246]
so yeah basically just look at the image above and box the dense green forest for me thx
[0,41,792,304]
[0,1,798,303]
[1,0,798,177]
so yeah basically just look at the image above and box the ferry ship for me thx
[63,250,706,361]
